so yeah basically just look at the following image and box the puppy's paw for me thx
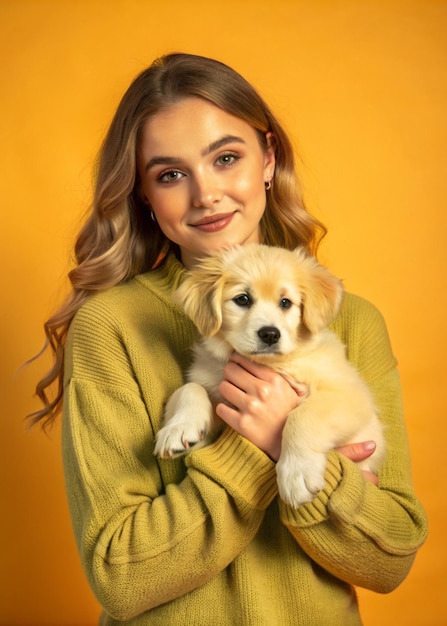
[154,382,214,459]
[154,421,207,458]
[276,452,327,507]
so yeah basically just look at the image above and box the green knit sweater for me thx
[62,253,428,625]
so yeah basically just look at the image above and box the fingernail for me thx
[363,441,376,451]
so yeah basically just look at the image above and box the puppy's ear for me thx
[174,257,226,337]
[294,248,344,334]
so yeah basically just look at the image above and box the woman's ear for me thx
[140,190,150,205]
[264,132,276,181]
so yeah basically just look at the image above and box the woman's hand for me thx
[216,352,305,461]
[216,353,379,486]
[336,441,379,486]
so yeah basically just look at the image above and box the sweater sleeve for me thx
[62,300,278,621]
[278,295,428,592]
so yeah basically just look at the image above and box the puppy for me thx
[154,244,385,507]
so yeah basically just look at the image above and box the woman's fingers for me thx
[336,440,376,462]
[336,441,379,486]
[219,353,379,482]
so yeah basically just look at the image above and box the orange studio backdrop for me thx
[1,1,446,624]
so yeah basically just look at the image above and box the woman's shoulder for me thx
[65,254,193,380]
[331,292,397,378]
[336,292,386,327]
[74,253,186,325]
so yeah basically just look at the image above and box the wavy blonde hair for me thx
[29,52,326,430]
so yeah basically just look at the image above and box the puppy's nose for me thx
[257,326,280,346]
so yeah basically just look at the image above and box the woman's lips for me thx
[190,212,235,232]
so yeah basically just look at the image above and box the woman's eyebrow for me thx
[144,135,245,172]
[144,156,180,172]
[201,135,245,156]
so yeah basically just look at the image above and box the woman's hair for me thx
[29,52,326,430]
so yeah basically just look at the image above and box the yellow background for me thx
[1,0,446,623]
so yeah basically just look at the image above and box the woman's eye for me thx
[280,298,292,309]
[233,293,252,307]
[217,152,240,167]
[158,170,184,183]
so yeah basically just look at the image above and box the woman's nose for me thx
[191,172,223,208]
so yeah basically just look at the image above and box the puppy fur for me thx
[154,244,385,507]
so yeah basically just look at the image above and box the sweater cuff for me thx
[279,451,345,527]
[186,427,278,510]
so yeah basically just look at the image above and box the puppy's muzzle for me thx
[257,326,281,346]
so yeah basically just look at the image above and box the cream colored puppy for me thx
[154,244,385,507]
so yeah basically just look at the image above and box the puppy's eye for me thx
[233,293,253,307]
[280,298,292,309]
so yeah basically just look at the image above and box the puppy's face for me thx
[175,244,343,359]
[219,265,304,357]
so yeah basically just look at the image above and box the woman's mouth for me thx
[190,212,236,233]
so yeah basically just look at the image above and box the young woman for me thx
[30,53,427,625]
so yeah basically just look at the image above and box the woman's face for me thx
[137,97,275,268]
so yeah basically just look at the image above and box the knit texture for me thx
[62,253,428,625]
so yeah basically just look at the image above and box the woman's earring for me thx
[265,180,272,191]
[150,210,156,222]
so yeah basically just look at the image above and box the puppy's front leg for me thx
[276,402,329,508]
[154,382,215,458]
